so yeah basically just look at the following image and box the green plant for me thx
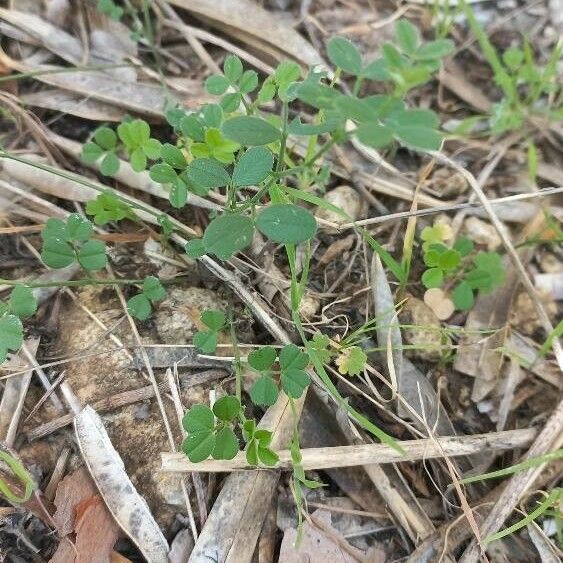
[41,214,107,271]
[460,0,562,135]
[0,450,35,504]
[97,0,123,20]
[420,222,505,310]
[1,22,459,520]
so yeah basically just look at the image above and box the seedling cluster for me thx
[421,222,505,310]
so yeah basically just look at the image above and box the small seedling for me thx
[41,214,107,271]
[460,0,562,136]
[127,276,166,320]
[193,310,227,354]
[420,222,505,311]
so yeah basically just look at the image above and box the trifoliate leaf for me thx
[327,36,362,75]
[160,143,187,169]
[66,214,93,242]
[238,70,258,94]
[205,74,230,95]
[0,314,23,363]
[149,163,177,184]
[279,344,309,370]
[142,276,166,302]
[452,281,474,311]
[223,54,243,82]
[182,404,214,433]
[203,214,254,259]
[395,19,420,54]
[186,158,230,189]
[221,116,280,146]
[185,239,206,258]
[422,267,444,289]
[232,147,274,187]
[41,238,75,269]
[257,446,279,467]
[281,368,310,398]
[182,431,215,463]
[308,333,332,363]
[335,346,367,376]
[94,126,117,150]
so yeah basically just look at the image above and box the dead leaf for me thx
[22,89,126,122]
[166,0,323,67]
[278,509,368,562]
[74,406,169,563]
[50,468,121,563]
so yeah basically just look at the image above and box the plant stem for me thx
[229,315,243,402]
[0,277,181,289]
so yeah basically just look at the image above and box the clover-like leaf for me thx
[422,267,444,289]
[212,395,241,422]
[248,346,276,371]
[452,281,474,311]
[281,368,310,399]
[249,375,279,407]
[335,346,367,376]
[127,294,152,321]
[201,310,226,331]
[185,239,206,258]
[221,116,280,146]
[279,344,309,371]
[327,36,362,75]
[257,446,279,467]
[143,276,166,302]
[41,238,75,269]
[193,330,218,354]
[182,431,215,463]
[212,427,239,460]
[182,404,214,433]
[0,314,23,363]
[203,214,254,259]
[232,147,274,187]
[8,285,37,319]
[66,214,93,242]
[77,240,107,270]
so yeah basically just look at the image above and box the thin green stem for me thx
[229,315,243,402]
[0,277,181,289]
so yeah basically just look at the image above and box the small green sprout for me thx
[193,309,227,354]
[421,222,505,311]
[126,276,166,321]
[40,214,107,271]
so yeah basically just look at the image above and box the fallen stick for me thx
[161,428,537,473]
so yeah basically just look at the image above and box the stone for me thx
[463,217,502,250]
[401,295,450,361]
[154,287,228,343]
[315,185,362,233]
